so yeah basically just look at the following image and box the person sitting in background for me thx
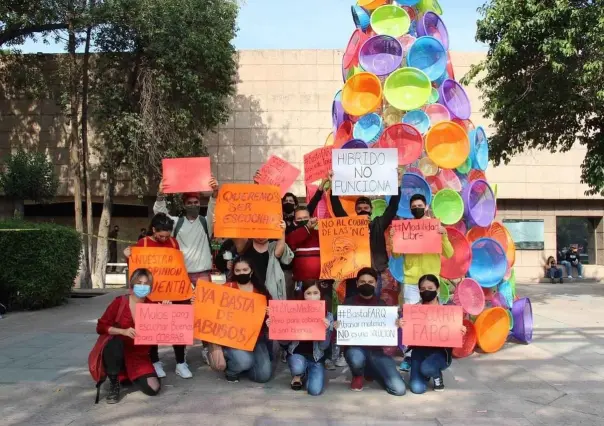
[561,246,584,279]
[546,256,563,284]
[137,228,148,241]
[96,268,160,404]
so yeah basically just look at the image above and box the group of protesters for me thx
[95,172,466,404]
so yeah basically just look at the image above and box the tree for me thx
[0,1,69,46]
[463,0,604,195]
[0,150,59,217]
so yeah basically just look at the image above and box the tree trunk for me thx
[92,169,115,289]
[12,199,24,219]
[68,14,90,288]
[82,15,94,276]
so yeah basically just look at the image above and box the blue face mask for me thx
[133,284,151,298]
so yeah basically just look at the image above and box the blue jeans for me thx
[287,354,325,396]
[409,348,449,394]
[223,339,272,383]
[344,347,406,396]
[561,261,583,277]
[548,267,562,279]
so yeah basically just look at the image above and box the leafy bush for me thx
[0,219,81,310]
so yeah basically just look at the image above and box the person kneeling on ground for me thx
[96,268,161,404]
[546,256,563,284]
[334,268,406,396]
[404,274,466,394]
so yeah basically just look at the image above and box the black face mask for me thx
[357,211,371,216]
[411,207,425,219]
[233,273,252,285]
[295,220,309,228]
[420,290,438,303]
[283,203,295,214]
[185,205,201,217]
[358,284,375,297]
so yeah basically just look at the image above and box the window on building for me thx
[502,219,544,250]
[556,217,596,265]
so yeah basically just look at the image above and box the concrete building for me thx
[1,50,603,281]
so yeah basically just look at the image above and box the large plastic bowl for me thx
[432,189,464,225]
[441,227,472,279]
[437,168,462,191]
[332,91,348,131]
[475,307,510,353]
[343,29,368,69]
[424,103,451,127]
[419,156,439,177]
[341,139,369,149]
[407,36,447,81]
[489,222,516,269]
[461,179,496,228]
[359,0,388,10]
[376,123,423,166]
[453,278,485,315]
[370,5,411,38]
[439,79,472,120]
[472,126,489,171]
[392,172,432,218]
[425,121,470,169]
[384,67,432,111]
[417,0,443,15]
[452,319,477,358]
[334,121,353,148]
[371,199,388,220]
[469,238,508,288]
[511,298,533,344]
[351,5,371,31]
[417,11,450,50]
[353,113,384,144]
[383,106,404,126]
[402,109,430,134]
[342,72,383,116]
[359,35,404,76]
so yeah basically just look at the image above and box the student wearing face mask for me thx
[95,268,160,404]
[282,192,300,234]
[334,268,406,396]
[402,194,454,305]
[123,213,193,380]
[401,274,466,393]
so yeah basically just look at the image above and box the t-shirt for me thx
[246,246,270,286]
[294,341,315,357]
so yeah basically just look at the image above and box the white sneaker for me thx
[175,362,193,379]
[153,361,166,378]
[568,276,573,279]
[578,275,583,279]
[324,359,336,371]
[335,354,348,367]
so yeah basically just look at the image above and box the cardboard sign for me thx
[256,155,300,196]
[213,184,283,239]
[268,300,326,341]
[319,217,371,280]
[332,148,398,196]
[304,146,333,184]
[392,219,442,254]
[134,304,194,346]
[129,247,192,302]
[193,280,267,351]
[402,304,464,348]
[161,157,211,193]
[336,305,398,346]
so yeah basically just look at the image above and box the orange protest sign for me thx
[161,157,211,193]
[256,155,301,196]
[304,146,332,184]
[402,304,464,348]
[193,280,267,351]
[134,304,194,346]
[268,300,326,341]
[319,217,371,280]
[129,247,192,302]
[213,184,283,239]
[392,219,442,254]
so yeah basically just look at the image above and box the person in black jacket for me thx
[404,274,466,393]
[561,246,584,279]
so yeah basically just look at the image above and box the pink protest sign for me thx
[268,300,326,341]
[134,304,194,346]
[402,304,464,348]
[392,219,442,254]
[304,146,333,184]
[161,157,211,193]
[256,155,301,196]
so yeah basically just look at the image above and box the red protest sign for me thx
[304,146,333,184]
[161,157,211,193]
[134,304,194,346]
[256,155,301,196]
[268,300,326,341]
[392,219,442,254]
[402,304,464,348]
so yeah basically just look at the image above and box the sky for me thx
[19,0,488,53]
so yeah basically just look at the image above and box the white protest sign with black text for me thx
[332,148,398,196]
[336,305,398,346]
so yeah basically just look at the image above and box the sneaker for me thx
[568,275,573,279]
[398,358,411,372]
[559,278,563,284]
[334,354,348,367]
[106,376,120,404]
[225,374,239,383]
[280,350,288,364]
[201,346,210,365]
[153,361,166,378]
[175,362,193,379]
[433,374,445,392]
[578,275,583,279]
[550,278,555,284]
[350,376,364,392]
[324,359,336,371]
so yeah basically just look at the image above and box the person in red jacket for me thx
[96,268,159,403]
[286,210,320,282]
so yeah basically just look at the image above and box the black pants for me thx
[102,338,160,396]
[149,344,185,364]
[109,246,117,272]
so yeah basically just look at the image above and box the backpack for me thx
[88,295,128,403]
[174,215,209,241]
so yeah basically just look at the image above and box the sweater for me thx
[403,226,454,286]
[153,197,216,273]
[286,226,321,281]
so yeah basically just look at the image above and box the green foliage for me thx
[0,149,59,203]
[0,1,69,46]
[464,0,604,195]
[0,220,81,310]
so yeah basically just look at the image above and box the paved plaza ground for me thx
[1,282,603,425]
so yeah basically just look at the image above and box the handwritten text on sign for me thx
[392,219,442,254]
[336,305,398,346]
[304,146,333,184]
[268,300,326,341]
[213,184,283,239]
[256,155,301,197]
[319,217,371,281]
[129,247,192,302]
[193,280,267,351]
[402,304,464,348]
[134,304,194,346]
[332,148,398,196]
